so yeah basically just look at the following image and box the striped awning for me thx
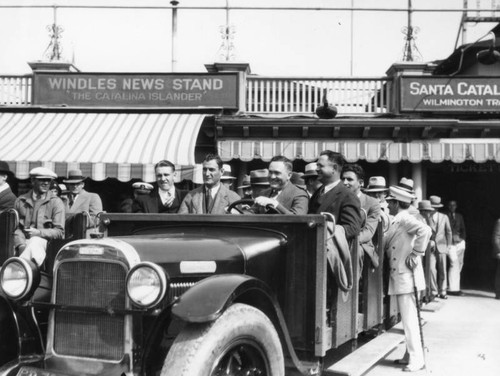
[0,112,208,182]
[218,139,500,163]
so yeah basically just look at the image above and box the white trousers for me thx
[19,236,47,266]
[448,241,466,292]
[397,293,424,367]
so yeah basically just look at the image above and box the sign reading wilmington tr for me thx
[33,73,239,108]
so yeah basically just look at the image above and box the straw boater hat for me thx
[29,167,57,179]
[364,176,388,193]
[418,200,434,212]
[220,164,237,181]
[386,186,414,204]
[429,195,444,208]
[395,177,416,196]
[132,182,154,195]
[303,162,318,179]
[250,169,270,186]
[237,175,251,189]
[63,169,86,184]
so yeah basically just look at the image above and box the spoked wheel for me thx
[212,339,269,376]
[161,303,284,376]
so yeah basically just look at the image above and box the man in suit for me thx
[179,154,240,214]
[63,169,103,229]
[15,167,65,266]
[251,155,308,215]
[385,186,430,372]
[302,162,322,198]
[308,150,361,241]
[342,164,381,270]
[0,161,16,211]
[427,195,452,299]
[445,200,467,296]
[134,160,186,213]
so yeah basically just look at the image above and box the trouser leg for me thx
[448,241,465,292]
[495,260,500,299]
[436,253,447,295]
[429,251,438,295]
[396,293,424,367]
[19,236,47,266]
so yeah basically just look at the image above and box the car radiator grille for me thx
[53,261,127,360]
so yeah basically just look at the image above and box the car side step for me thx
[323,322,405,376]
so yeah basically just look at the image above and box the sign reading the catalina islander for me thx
[400,76,500,113]
[33,73,239,108]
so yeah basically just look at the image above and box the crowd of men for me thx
[0,151,472,372]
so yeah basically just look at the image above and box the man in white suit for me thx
[385,186,431,372]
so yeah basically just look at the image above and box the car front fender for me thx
[171,274,273,323]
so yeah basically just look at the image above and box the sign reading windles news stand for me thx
[33,72,239,108]
[400,76,500,113]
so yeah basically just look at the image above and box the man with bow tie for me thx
[134,160,186,213]
[251,155,308,215]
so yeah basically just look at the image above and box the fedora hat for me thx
[418,200,434,212]
[429,195,444,208]
[30,167,57,179]
[396,177,415,194]
[303,162,318,178]
[132,182,154,191]
[0,161,12,176]
[250,169,270,186]
[220,164,236,180]
[237,175,251,189]
[386,185,414,204]
[364,176,388,193]
[63,169,86,184]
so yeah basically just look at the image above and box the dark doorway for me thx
[426,161,500,291]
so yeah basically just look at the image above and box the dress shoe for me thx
[438,294,448,299]
[403,363,425,372]
[448,290,464,296]
[393,358,409,365]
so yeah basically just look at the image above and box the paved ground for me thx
[365,289,500,376]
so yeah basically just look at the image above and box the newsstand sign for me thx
[33,72,239,108]
[400,76,500,113]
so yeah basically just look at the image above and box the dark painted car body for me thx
[0,212,388,376]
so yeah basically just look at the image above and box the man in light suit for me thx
[179,154,240,214]
[427,195,452,299]
[308,150,361,241]
[342,164,381,270]
[134,160,187,213]
[64,169,103,230]
[445,200,467,296]
[0,161,16,211]
[251,155,308,215]
[385,186,431,372]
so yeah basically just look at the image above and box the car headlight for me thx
[126,262,168,308]
[0,257,39,300]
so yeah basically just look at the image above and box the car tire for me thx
[160,303,284,376]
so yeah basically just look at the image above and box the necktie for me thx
[68,194,74,208]
[205,188,213,213]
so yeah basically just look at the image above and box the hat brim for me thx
[237,184,251,189]
[251,182,270,186]
[34,176,56,179]
[63,179,85,183]
[363,188,388,193]
[220,176,237,180]
[431,204,443,208]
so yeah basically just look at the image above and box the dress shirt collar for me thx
[323,179,341,195]
[0,183,9,194]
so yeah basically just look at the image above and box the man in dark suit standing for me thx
[308,150,361,241]
[251,155,308,215]
[0,161,16,211]
[134,160,186,213]
[179,154,240,214]
[342,164,381,270]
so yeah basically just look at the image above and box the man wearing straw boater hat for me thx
[0,161,16,211]
[220,164,237,190]
[385,185,430,372]
[394,177,420,218]
[302,162,322,198]
[15,167,65,266]
[63,169,103,228]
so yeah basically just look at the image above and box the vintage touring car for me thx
[0,204,393,376]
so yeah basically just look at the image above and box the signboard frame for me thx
[32,72,240,109]
[399,75,500,114]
